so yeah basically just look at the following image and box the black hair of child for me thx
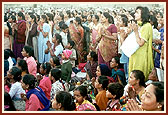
[56,91,76,111]
[107,82,124,99]
[98,75,109,90]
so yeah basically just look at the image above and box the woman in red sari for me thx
[98,12,118,69]
[69,17,84,63]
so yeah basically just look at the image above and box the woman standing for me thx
[13,12,26,59]
[98,12,118,69]
[26,14,38,59]
[129,6,154,81]
[37,15,51,63]
[69,17,84,63]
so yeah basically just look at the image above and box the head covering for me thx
[99,64,111,76]
[63,49,72,59]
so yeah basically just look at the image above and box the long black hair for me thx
[131,70,146,87]
[56,91,76,111]
[136,6,150,26]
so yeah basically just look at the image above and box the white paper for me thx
[120,32,140,57]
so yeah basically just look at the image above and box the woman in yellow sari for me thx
[98,12,118,69]
[129,6,154,81]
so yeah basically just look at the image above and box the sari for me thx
[69,23,84,63]
[98,24,118,68]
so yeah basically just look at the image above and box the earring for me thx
[157,105,162,109]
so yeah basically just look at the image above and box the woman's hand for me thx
[132,23,139,33]
[46,40,51,48]
[126,99,142,111]
[127,86,137,99]
[20,93,27,101]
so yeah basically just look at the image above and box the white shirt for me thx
[60,31,68,47]
[9,82,26,99]
[53,43,63,57]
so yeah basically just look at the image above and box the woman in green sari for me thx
[129,6,154,81]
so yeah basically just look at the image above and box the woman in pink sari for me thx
[90,15,102,52]
[69,17,84,63]
[98,12,118,69]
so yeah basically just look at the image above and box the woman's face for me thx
[74,90,84,105]
[40,64,45,75]
[17,15,22,21]
[21,48,28,57]
[52,96,61,110]
[128,72,138,86]
[21,79,28,90]
[101,14,107,23]
[49,58,55,68]
[96,66,101,77]
[134,9,142,21]
[141,84,161,111]
[7,69,13,79]
[110,58,118,69]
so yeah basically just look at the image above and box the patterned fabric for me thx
[76,100,96,111]
[13,100,26,111]
[106,99,122,111]
[98,24,118,62]
[50,80,69,101]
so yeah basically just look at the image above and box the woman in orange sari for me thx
[98,12,118,69]
[69,17,84,63]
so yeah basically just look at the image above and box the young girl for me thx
[21,45,37,77]
[39,62,52,100]
[74,85,97,111]
[106,82,124,111]
[66,40,77,69]
[61,49,72,84]
[16,59,29,77]
[49,68,69,101]
[8,67,26,111]
[52,91,76,111]
[49,56,61,69]
[85,51,98,80]
[45,33,64,60]
[21,74,50,111]
[95,75,109,110]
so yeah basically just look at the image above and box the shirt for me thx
[9,82,25,99]
[50,80,69,100]
[60,31,68,47]
[39,76,52,100]
[25,94,44,111]
[24,56,37,77]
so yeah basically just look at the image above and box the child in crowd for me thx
[52,91,76,111]
[60,23,69,48]
[145,68,158,85]
[4,50,10,77]
[4,92,16,111]
[106,82,124,111]
[66,40,77,69]
[8,67,26,111]
[95,75,109,110]
[74,85,97,111]
[61,49,72,84]
[16,59,29,77]
[21,45,37,77]
[49,68,69,101]
[85,51,98,81]
[6,49,17,70]
[39,62,52,100]
[49,56,61,69]
[21,74,50,111]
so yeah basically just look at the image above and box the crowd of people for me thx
[3,4,165,111]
